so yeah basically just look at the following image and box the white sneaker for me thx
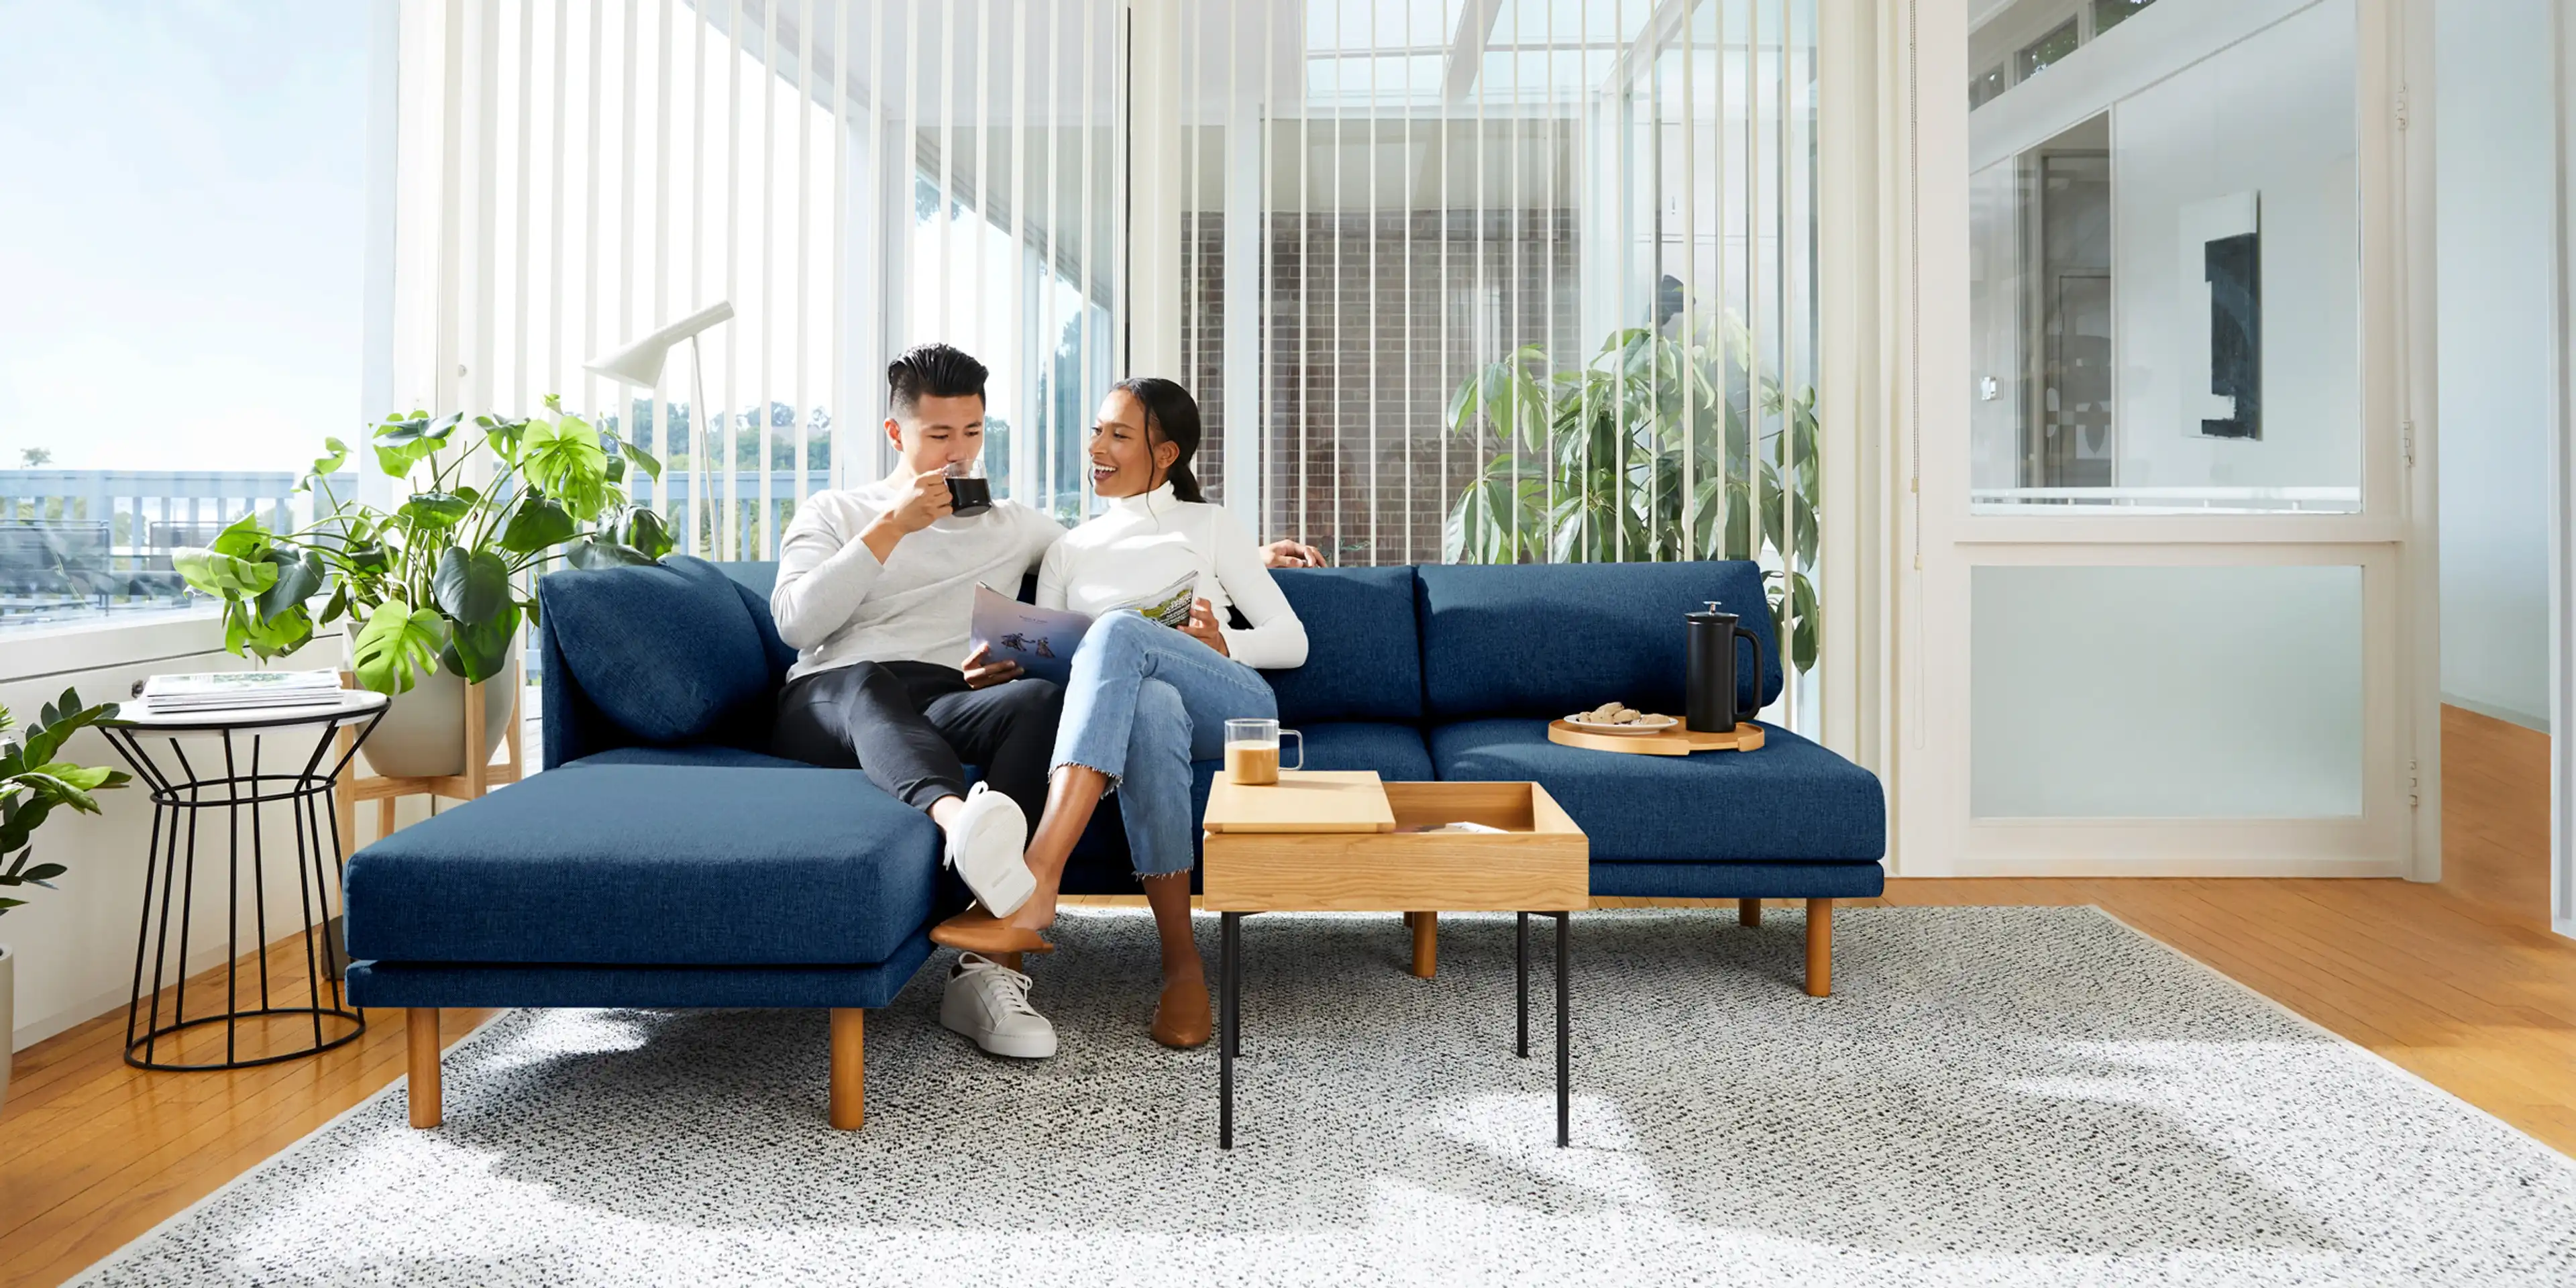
[941,953,1057,1059]
[943,783,1034,917]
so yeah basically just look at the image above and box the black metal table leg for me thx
[1556,911,1570,1148]
[1515,912,1529,1059]
[1227,910,1243,1059]
[1219,911,1240,1149]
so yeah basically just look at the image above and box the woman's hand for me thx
[1261,539,1326,568]
[961,642,1024,690]
[1183,598,1230,657]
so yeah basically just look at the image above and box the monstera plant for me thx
[178,396,673,694]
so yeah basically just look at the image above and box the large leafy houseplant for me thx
[1444,317,1823,672]
[179,397,674,694]
[0,690,129,917]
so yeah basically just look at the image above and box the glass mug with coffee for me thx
[1224,718,1303,786]
[943,459,993,517]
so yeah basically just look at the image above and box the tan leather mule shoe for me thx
[930,906,1056,956]
[1151,975,1212,1049]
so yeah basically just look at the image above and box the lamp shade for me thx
[582,300,736,388]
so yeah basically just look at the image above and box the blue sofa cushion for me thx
[1415,561,1780,720]
[539,556,774,745]
[1262,566,1423,722]
[1429,719,1884,863]
[343,765,936,967]
[1296,720,1434,781]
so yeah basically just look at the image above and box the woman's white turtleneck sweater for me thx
[1036,483,1309,669]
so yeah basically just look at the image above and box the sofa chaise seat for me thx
[344,763,939,970]
[346,553,1884,1133]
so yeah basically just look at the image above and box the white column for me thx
[1222,63,1264,528]
[1126,0,1183,378]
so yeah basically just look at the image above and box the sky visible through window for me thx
[0,1,368,473]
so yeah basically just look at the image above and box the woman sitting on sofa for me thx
[931,377,1307,1051]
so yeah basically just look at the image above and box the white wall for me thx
[2437,0,2557,731]
[2110,0,2360,493]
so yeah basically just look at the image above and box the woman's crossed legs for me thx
[934,610,1277,1046]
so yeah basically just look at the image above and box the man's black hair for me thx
[886,343,988,419]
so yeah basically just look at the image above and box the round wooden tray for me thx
[1546,718,1764,757]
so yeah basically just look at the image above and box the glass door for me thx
[1908,0,2428,876]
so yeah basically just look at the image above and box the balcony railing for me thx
[0,466,847,627]
[0,470,356,625]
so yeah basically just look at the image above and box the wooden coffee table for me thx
[1200,770,1590,1148]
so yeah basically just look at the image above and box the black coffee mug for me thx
[945,475,993,517]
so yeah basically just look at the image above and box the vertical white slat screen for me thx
[396,1,1814,725]
[400,0,1131,561]
[1165,0,1817,728]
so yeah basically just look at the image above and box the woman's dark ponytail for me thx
[1111,376,1207,504]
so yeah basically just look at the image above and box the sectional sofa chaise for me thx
[343,555,1885,1129]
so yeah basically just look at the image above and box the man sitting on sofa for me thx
[765,342,1321,1061]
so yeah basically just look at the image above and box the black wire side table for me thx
[103,691,388,1071]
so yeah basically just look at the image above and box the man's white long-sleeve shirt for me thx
[768,478,1065,684]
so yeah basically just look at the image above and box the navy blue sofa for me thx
[344,555,1883,1130]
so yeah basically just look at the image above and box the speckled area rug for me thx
[68,906,2576,1287]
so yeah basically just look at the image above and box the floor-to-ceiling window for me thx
[0,0,372,629]
[393,0,1823,726]
[1177,0,1823,729]
[394,0,1126,559]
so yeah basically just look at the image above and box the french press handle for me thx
[1731,622,1766,724]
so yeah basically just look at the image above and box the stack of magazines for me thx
[136,669,346,715]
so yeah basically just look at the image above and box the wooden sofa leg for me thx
[407,1008,443,1128]
[1805,899,1833,997]
[829,1008,866,1130]
[1409,912,1437,978]
[1739,897,1762,928]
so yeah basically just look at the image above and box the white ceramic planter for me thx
[1,943,15,1116]
[358,658,519,780]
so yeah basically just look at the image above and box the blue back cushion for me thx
[539,556,775,744]
[1415,560,1780,720]
[1260,566,1423,722]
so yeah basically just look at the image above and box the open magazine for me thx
[969,571,1199,686]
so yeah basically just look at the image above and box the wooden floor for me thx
[1,704,2567,1288]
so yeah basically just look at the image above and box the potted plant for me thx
[177,396,673,777]
[1445,313,1824,673]
[0,689,129,1115]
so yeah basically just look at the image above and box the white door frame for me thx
[2552,0,2576,939]
[1884,0,2440,879]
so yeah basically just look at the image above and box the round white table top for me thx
[107,689,390,733]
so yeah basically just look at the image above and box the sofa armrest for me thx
[537,604,594,769]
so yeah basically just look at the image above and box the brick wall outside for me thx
[1181,209,1580,564]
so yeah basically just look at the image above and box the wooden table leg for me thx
[1805,898,1833,997]
[829,1008,866,1130]
[1410,911,1437,978]
[407,1008,443,1128]
[1739,897,1762,928]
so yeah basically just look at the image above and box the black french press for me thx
[1684,602,1766,733]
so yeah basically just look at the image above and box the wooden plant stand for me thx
[331,671,523,855]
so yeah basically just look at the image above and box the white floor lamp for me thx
[585,300,734,559]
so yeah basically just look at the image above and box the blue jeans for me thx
[1051,611,1277,878]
